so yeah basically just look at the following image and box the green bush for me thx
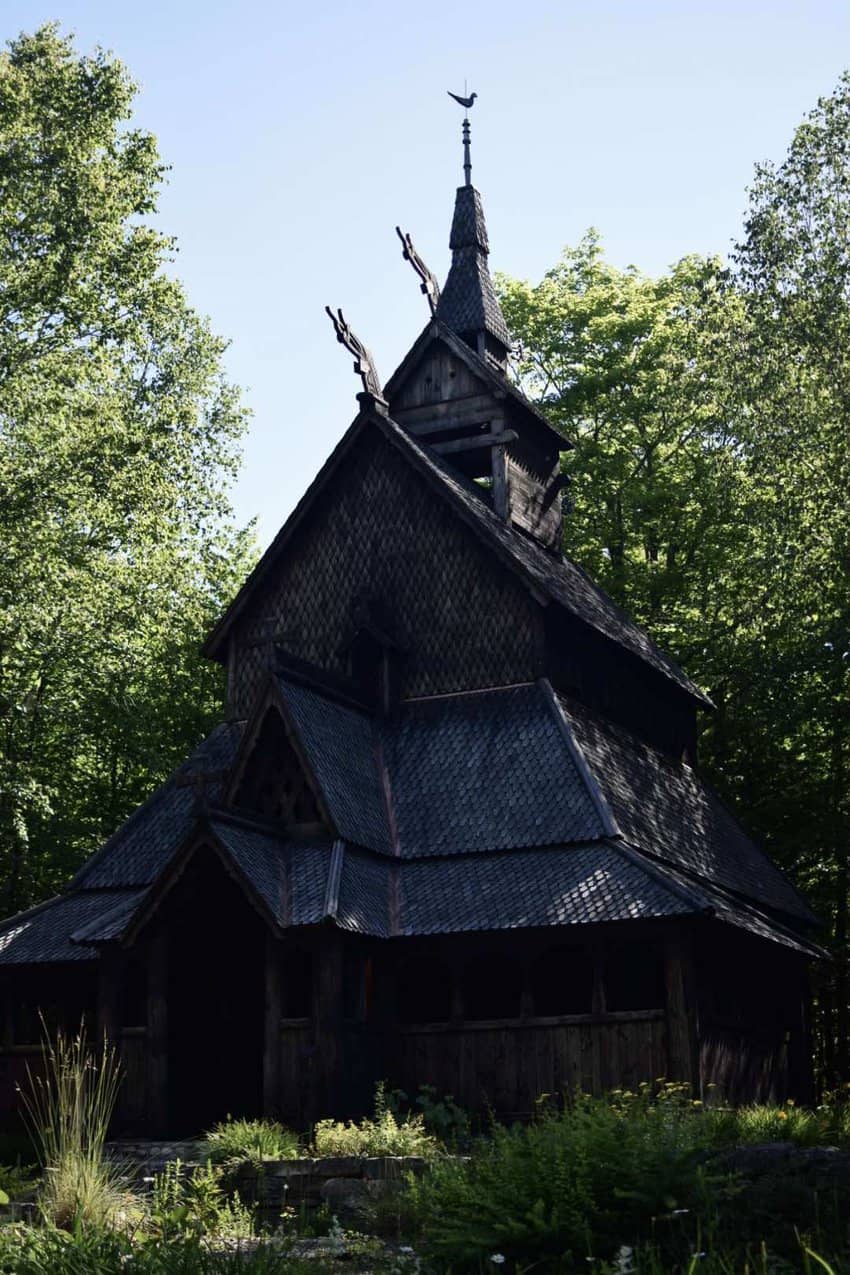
[408,1087,716,1268]
[147,1158,254,1241]
[313,1084,440,1159]
[201,1118,300,1168]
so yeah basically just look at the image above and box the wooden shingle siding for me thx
[228,427,543,718]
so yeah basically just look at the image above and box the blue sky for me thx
[5,0,850,546]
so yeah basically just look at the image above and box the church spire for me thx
[435,94,512,370]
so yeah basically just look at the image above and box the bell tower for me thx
[386,97,569,551]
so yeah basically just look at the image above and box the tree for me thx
[730,74,850,1085]
[498,234,749,686]
[499,77,850,1086]
[0,26,254,911]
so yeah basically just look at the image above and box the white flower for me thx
[490,1256,506,1265]
[400,1247,414,1254]
[613,1247,635,1275]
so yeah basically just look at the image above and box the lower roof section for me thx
[0,889,146,964]
[0,817,821,965]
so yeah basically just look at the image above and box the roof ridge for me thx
[539,678,620,840]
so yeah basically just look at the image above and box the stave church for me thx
[0,105,821,1135]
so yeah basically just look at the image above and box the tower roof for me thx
[434,185,512,354]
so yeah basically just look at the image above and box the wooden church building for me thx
[0,112,821,1135]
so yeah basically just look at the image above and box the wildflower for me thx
[613,1245,635,1274]
[778,1111,788,1121]
[400,1247,414,1254]
[691,1100,703,1107]
[490,1255,506,1265]
[672,1209,690,1215]
[692,1253,706,1260]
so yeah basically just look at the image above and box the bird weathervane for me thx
[448,88,477,186]
[325,306,384,401]
[395,227,441,314]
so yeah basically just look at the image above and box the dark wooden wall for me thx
[0,919,811,1137]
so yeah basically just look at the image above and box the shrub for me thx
[147,1158,254,1241]
[408,1087,714,1268]
[0,1159,37,1201]
[17,1022,130,1230]
[313,1083,440,1159]
[201,1118,300,1168]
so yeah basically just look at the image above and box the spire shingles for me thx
[434,185,511,357]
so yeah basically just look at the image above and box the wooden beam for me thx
[97,951,122,1044]
[406,415,499,439]
[491,420,509,521]
[432,429,518,457]
[147,930,168,1135]
[665,932,700,1094]
[263,933,282,1118]
[314,927,344,1119]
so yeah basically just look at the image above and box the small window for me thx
[605,941,666,1012]
[463,955,522,1021]
[531,946,593,1016]
[281,949,313,1019]
[397,956,451,1024]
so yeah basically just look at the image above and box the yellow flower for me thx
[778,1111,788,1120]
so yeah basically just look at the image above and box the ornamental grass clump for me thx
[17,1021,129,1230]
[201,1117,301,1169]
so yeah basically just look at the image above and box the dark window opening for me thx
[605,941,666,1012]
[120,956,147,1028]
[235,710,322,827]
[463,955,522,1021]
[281,948,313,1019]
[531,946,594,1016]
[397,956,451,1024]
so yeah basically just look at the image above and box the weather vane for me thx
[448,87,476,186]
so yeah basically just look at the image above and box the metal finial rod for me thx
[448,89,477,186]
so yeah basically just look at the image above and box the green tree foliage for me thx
[0,27,254,912]
[498,234,749,689]
[731,75,850,1083]
[499,78,850,1085]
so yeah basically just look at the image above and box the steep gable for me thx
[224,419,545,717]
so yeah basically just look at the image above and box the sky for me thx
[4,0,850,547]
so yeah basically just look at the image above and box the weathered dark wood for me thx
[147,929,168,1135]
[263,933,282,1118]
[665,932,699,1092]
[314,926,344,1116]
[432,429,517,456]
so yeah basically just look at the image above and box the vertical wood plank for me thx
[263,933,282,1118]
[147,929,169,1135]
[665,932,699,1093]
[314,926,344,1118]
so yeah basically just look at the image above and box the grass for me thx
[17,1021,129,1230]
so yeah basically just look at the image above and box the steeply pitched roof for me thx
[433,185,511,349]
[72,722,243,889]
[202,405,707,707]
[0,889,146,964]
[561,696,816,924]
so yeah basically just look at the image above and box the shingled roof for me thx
[433,185,512,350]
[203,406,708,707]
[0,660,814,966]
